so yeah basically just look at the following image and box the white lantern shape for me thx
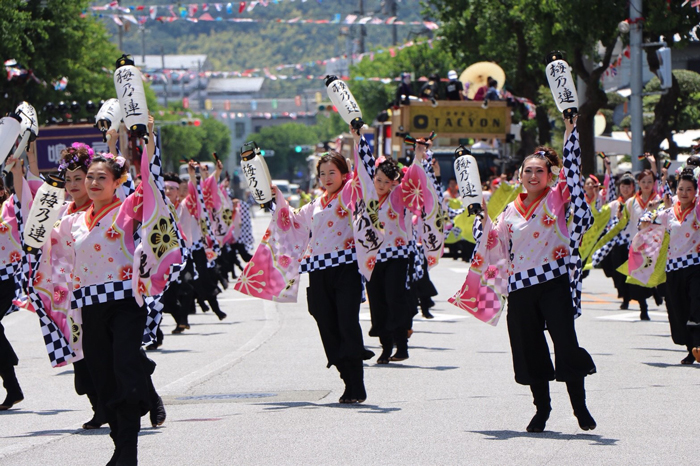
[23,174,66,252]
[10,102,39,162]
[114,55,149,142]
[0,114,21,167]
[325,75,364,131]
[453,146,483,215]
[240,142,273,205]
[545,51,579,120]
[94,98,123,142]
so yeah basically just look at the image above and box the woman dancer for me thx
[48,128,176,464]
[451,116,597,432]
[356,134,438,363]
[619,160,671,318]
[638,169,700,364]
[236,128,382,403]
[0,161,29,410]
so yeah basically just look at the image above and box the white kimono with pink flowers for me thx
[450,127,592,325]
[235,136,382,302]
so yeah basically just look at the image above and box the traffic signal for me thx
[295,145,302,153]
[260,149,266,156]
[656,47,672,90]
[180,118,202,126]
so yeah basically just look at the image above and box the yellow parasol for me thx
[460,62,506,99]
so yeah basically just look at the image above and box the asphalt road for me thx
[0,211,697,465]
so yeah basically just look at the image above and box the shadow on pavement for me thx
[5,428,161,439]
[469,430,619,446]
[257,401,401,414]
[153,349,196,355]
[643,362,700,369]
[410,330,455,335]
[405,346,454,351]
[634,347,686,353]
[369,364,459,371]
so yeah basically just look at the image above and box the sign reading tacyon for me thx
[35,125,110,172]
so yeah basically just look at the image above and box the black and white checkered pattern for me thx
[591,240,615,267]
[662,181,672,199]
[376,243,413,263]
[121,174,136,197]
[0,262,15,283]
[563,129,593,249]
[423,151,445,206]
[408,234,424,287]
[299,248,356,274]
[448,207,465,221]
[472,215,484,244]
[606,180,616,204]
[143,294,164,345]
[508,257,569,293]
[358,137,375,178]
[238,202,255,252]
[667,252,700,272]
[4,194,25,317]
[71,280,133,309]
[569,250,584,318]
[23,249,76,367]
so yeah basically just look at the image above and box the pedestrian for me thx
[445,70,464,101]
[451,116,597,432]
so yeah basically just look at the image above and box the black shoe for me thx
[422,310,434,319]
[362,348,375,361]
[681,353,696,365]
[171,325,188,334]
[145,342,160,351]
[640,310,650,321]
[526,410,551,433]
[0,389,23,411]
[620,300,629,310]
[573,406,597,431]
[389,351,409,362]
[214,310,227,321]
[82,415,106,430]
[149,395,166,428]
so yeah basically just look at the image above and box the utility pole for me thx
[161,46,168,108]
[198,60,204,111]
[117,0,124,52]
[630,0,644,171]
[357,0,366,54]
[389,0,397,46]
[140,25,146,63]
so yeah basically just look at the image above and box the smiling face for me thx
[374,169,397,197]
[677,179,697,208]
[318,161,343,196]
[85,162,120,205]
[619,181,635,199]
[65,169,88,204]
[521,158,551,196]
[164,184,179,205]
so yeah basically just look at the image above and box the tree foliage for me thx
[349,41,460,122]
[245,123,324,179]
[424,0,699,173]
[0,0,122,118]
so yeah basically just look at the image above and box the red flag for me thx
[239,2,246,13]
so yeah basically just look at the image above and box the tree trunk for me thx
[577,81,607,176]
[643,75,681,157]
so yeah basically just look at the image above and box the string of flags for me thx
[602,45,631,82]
[87,2,438,29]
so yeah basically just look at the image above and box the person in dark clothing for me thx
[445,70,465,101]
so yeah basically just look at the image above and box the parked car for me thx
[288,183,301,208]
[271,179,300,207]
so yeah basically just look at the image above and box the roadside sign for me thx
[35,125,108,172]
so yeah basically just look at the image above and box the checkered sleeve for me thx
[422,150,445,205]
[120,174,136,197]
[357,136,375,179]
[562,127,592,247]
[473,214,484,244]
[662,181,672,199]
[605,173,616,204]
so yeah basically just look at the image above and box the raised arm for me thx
[562,116,592,244]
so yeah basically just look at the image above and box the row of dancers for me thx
[0,116,253,466]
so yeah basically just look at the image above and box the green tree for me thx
[425,0,698,174]
[246,123,321,179]
[349,41,461,123]
[0,0,122,118]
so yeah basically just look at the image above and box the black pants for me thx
[306,263,365,368]
[506,274,596,385]
[665,265,700,348]
[0,279,18,371]
[366,258,414,338]
[82,297,149,455]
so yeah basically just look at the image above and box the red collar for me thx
[67,200,91,215]
[635,192,658,211]
[514,188,549,220]
[674,200,696,224]
[85,197,122,231]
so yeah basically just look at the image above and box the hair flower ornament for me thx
[115,156,126,168]
[374,156,387,168]
[549,165,561,186]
